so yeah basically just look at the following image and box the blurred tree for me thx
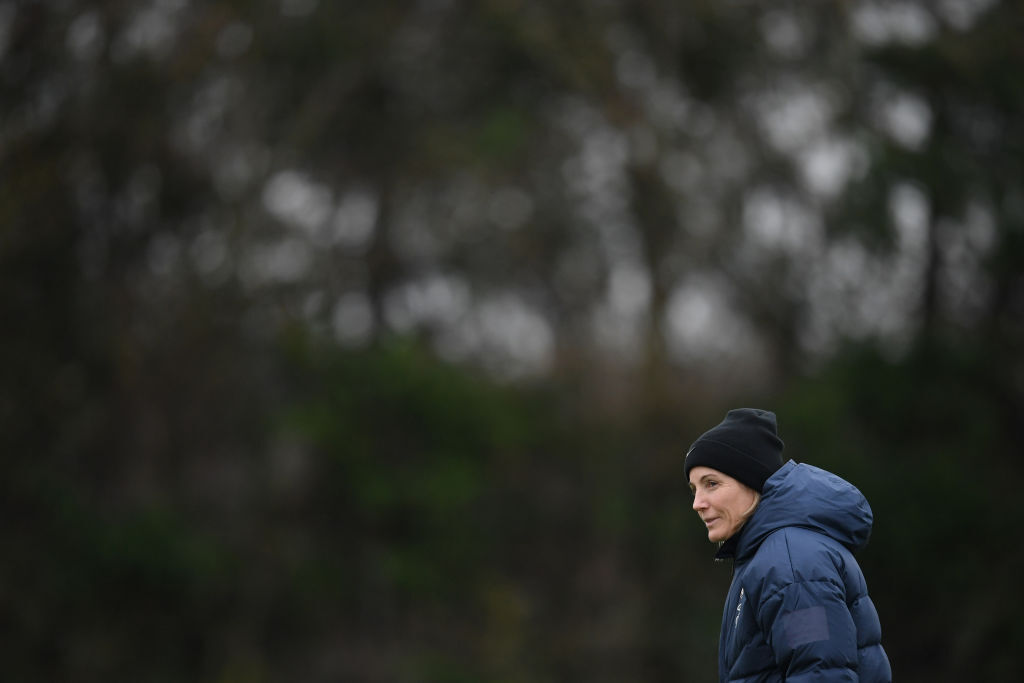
[1,0,1022,680]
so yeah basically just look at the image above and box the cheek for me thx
[722,497,743,520]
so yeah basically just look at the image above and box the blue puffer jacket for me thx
[714,461,891,682]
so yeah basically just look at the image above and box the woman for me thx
[685,408,891,682]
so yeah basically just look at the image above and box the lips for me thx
[703,517,719,526]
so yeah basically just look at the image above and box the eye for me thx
[706,480,718,488]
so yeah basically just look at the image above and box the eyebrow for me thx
[690,473,717,488]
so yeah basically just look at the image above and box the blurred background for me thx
[2,0,1022,680]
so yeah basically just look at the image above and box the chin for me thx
[708,524,737,543]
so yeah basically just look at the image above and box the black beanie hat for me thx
[684,408,784,493]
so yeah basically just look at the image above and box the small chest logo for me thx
[734,588,745,628]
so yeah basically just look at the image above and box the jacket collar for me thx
[713,525,744,562]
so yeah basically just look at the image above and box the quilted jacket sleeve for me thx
[756,575,860,682]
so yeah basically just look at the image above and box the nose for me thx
[692,491,705,512]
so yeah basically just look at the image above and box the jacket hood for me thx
[721,460,874,563]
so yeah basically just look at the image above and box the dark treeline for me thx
[2,1,1023,681]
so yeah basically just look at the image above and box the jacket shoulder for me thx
[741,526,856,599]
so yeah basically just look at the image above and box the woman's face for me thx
[688,466,758,542]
